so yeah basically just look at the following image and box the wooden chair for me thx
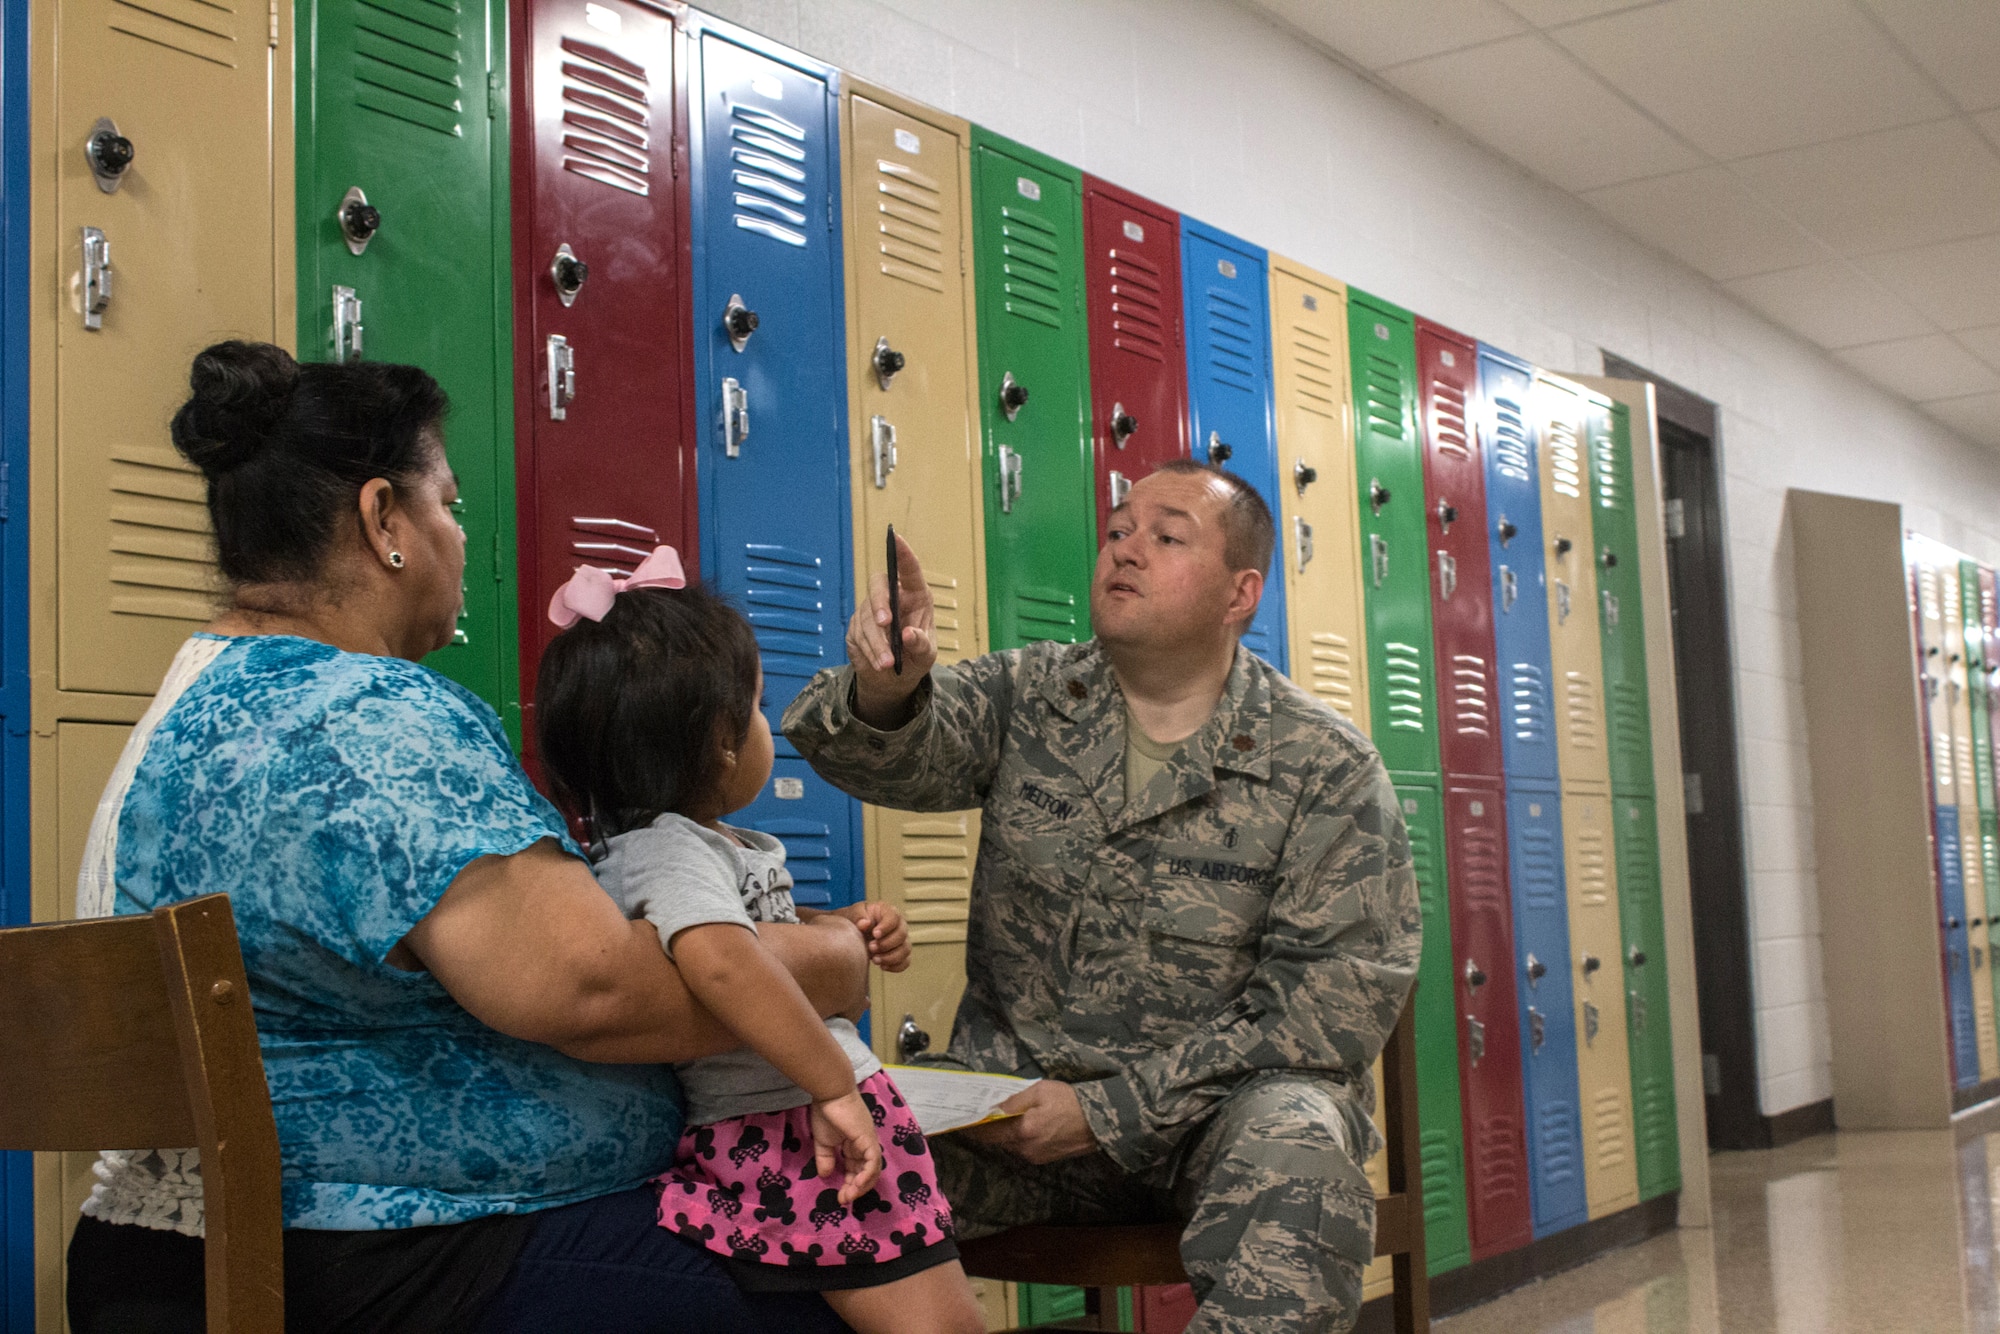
[0,894,282,1333]
[961,999,1429,1333]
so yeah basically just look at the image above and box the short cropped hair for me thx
[1150,459,1275,577]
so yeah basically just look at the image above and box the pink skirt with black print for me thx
[654,1070,957,1292]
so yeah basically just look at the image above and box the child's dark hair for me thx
[534,583,762,835]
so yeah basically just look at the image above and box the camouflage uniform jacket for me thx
[782,639,1422,1173]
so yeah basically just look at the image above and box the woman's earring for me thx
[388,551,405,569]
[723,749,737,767]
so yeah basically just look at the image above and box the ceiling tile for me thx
[1582,166,1828,280]
[1382,35,1703,191]
[1859,233,2000,331]
[1246,0,1525,70]
[1835,334,2000,401]
[1502,0,1667,25]
[1736,119,2000,256]
[1981,108,2000,141]
[1925,392,2000,450]
[1961,326,2000,372]
[1723,261,1934,348]
[1549,0,1949,160]
[1861,0,2000,112]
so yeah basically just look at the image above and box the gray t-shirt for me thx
[595,812,880,1124]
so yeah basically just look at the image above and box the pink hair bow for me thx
[547,545,687,628]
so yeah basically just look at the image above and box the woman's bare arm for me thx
[399,839,869,1064]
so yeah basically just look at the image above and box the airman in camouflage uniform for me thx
[782,464,1421,1333]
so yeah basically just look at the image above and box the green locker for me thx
[1348,291,1439,779]
[297,0,520,738]
[1397,782,1470,1274]
[970,128,1095,651]
[1589,399,1652,796]
[1611,794,1678,1200]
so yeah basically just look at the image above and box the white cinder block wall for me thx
[699,0,2000,1117]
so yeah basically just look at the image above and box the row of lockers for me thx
[1909,539,2000,1092]
[6,0,1687,1321]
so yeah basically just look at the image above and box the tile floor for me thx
[1436,1130,2000,1333]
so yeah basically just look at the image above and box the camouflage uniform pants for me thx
[934,1074,1377,1334]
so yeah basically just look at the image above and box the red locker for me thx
[1082,175,1189,537]
[1418,319,1501,780]
[512,0,697,774]
[1447,779,1534,1257]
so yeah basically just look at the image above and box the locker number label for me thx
[1302,293,1318,311]
[1122,220,1145,242]
[774,777,805,800]
[585,2,621,32]
[1217,258,1237,279]
[1402,798,1418,816]
[894,128,921,155]
[1469,800,1484,816]
[1016,176,1042,201]
[752,75,784,99]
[1440,349,1456,367]
[1375,323,1390,341]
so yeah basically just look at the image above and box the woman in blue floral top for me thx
[64,341,864,1334]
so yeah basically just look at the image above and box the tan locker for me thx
[1268,257,1368,732]
[839,82,989,1065]
[1562,791,1640,1218]
[1914,550,1957,807]
[1944,563,2000,1076]
[1534,374,1611,796]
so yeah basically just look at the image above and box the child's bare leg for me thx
[821,1259,987,1334]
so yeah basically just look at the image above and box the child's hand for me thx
[810,1089,884,1205]
[837,901,911,972]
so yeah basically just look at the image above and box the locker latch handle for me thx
[81,227,113,332]
[998,445,1023,513]
[1370,534,1388,588]
[721,376,748,457]
[1000,371,1029,421]
[1602,589,1620,628]
[1583,999,1600,1046]
[1295,517,1313,574]
[1500,565,1518,611]
[1437,550,1457,601]
[1630,991,1647,1036]
[1528,1005,1546,1051]
[1293,460,1318,494]
[871,414,898,489]
[86,117,134,194]
[873,336,905,390]
[1109,470,1131,510]
[897,1015,931,1061]
[332,285,364,364]
[1556,579,1572,624]
[1111,402,1138,448]
[545,334,576,420]
[1465,1015,1485,1066]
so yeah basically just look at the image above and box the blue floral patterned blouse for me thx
[94,634,684,1231]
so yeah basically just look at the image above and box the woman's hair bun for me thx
[170,340,301,475]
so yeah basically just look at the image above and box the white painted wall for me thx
[696,0,2000,1116]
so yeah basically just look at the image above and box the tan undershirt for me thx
[1125,704,1184,802]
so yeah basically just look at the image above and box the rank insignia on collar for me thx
[1231,734,1255,751]
[1067,680,1089,700]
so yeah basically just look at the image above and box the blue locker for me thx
[1,0,30,1315]
[1505,788,1589,1236]
[1478,346,1558,786]
[1940,806,1980,1086]
[1181,219,1285,674]
[688,16,859,909]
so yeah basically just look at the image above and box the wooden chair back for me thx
[0,894,282,1333]
[961,996,1428,1332]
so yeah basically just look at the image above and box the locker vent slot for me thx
[1509,661,1552,748]
[1015,585,1080,643]
[1428,376,1470,458]
[746,815,834,904]
[1308,631,1358,720]
[1635,1072,1675,1163]
[928,577,965,657]
[1489,396,1530,481]
[1457,815,1506,911]
[1919,561,1941,621]
[1199,287,1256,393]
[1516,818,1562,912]
[569,515,660,569]
[1592,423,1624,514]
[995,203,1064,329]
[1285,321,1338,420]
[741,542,828,685]
[1537,1102,1580,1188]
[1545,416,1583,500]
[1360,353,1405,442]
[1575,818,1610,907]
[1474,1115,1526,1208]
[1450,653,1493,742]
[561,36,652,194]
[1404,801,1442,919]
[352,0,467,136]
[1420,1132,1461,1233]
[899,815,973,944]
[1563,671,1602,753]
[1105,249,1167,364]
[727,97,809,239]
[111,0,238,68]
[108,446,219,622]
[1590,1087,1630,1171]
[1383,640,1428,733]
[872,158,945,292]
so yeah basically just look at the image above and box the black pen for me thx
[887,525,903,675]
